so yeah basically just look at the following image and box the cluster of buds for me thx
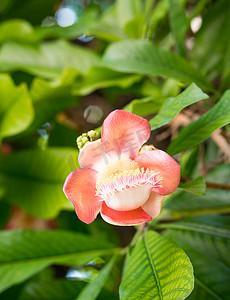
[76,130,100,150]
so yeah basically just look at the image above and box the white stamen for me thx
[96,167,163,211]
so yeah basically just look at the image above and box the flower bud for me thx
[76,130,100,150]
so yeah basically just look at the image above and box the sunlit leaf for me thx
[0,74,34,142]
[119,230,194,300]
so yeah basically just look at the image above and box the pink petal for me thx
[101,110,151,160]
[63,168,101,224]
[100,202,152,226]
[78,139,108,172]
[141,192,163,219]
[135,150,180,195]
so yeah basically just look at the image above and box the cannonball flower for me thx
[63,110,180,226]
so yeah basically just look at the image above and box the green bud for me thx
[87,130,100,142]
[76,135,89,150]
[76,130,100,150]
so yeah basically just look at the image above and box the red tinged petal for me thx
[135,150,180,195]
[100,202,152,226]
[63,168,101,224]
[101,110,151,160]
[141,192,163,219]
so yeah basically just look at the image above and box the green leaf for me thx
[187,283,217,300]
[88,7,127,42]
[187,250,230,300]
[77,255,118,300]
[178,177,206,195]
[180,146,199,178]
[119,230,194,300]
[19,279,85,300]
[149,83,208,130]
[190,0,230,77]
[164,215,230,299]
[0,74,34,142]
[123,96,161,117]
[221,43,230,89]
[205,163,230,184]
[0,19,36,44]
[27,68,79,134]
[168,0,188,56]
[124,15,145,39]
[0,229,116,293]
[116,0,144,28]
[163,189,230,217]
[0,40,99,79]
[167,90,230,155]
[148,0,168,35]
[162,215,230,267]
[36,10,98,41]
[73,66,141,96]
[0,148,79,218]
[103,40,213,91]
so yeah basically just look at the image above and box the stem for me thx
[130,227,144,247]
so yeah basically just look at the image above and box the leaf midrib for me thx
[143,234,163,300]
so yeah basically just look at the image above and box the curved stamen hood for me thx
[96,168,162,197]
[96,168,163,211]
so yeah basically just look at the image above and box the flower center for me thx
[96,166,163,211]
